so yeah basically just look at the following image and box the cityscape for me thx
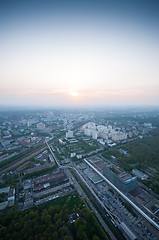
[0,108,159,239]
[1,0,159,240]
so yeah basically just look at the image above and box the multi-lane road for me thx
[45,141,159,238]
[84,158,159,232]
[2,137,159,238]
[46,141,119,240]
[65,168,117,240]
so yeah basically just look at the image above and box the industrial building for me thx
[32,171,69,191]
[22,171,71,208]
[104,165,137,193]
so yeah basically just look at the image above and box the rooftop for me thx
[33,172,66,185]
[69,212,79,224]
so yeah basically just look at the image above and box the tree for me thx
[59,226,67,237]
[0,226,7,238]
[64,236,73,240]
[55,218,62,230]
[53,213,59,222]
[52,231,58,240]
[76,229,88,240]
[46,224,55,234]
[93,235,100,240]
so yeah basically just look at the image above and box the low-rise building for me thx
[132,169,148,180]
[0,187,15,210]
[70,152,76,158]
[69,212,79,224]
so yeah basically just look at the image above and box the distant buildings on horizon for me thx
[81,122,128,142]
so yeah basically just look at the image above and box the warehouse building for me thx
[104,165,137,192]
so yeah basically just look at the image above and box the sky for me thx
[0,0,159,108]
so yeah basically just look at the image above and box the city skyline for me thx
[1,0,159,108]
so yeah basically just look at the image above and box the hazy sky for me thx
[1,0,159,108]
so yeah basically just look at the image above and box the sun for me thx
[70,90,79,97]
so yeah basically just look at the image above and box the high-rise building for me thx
[37,122,46,130]
[66,130,73,138]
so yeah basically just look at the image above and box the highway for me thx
[66,168,117,240]
[73,167,118,222]
[46,141,117,240]
[3,136,159,236]
[84,158,159,232]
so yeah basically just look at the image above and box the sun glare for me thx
[70,91,79,97]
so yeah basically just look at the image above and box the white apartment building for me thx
[66,130,74,138]
[37,122,46,130]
